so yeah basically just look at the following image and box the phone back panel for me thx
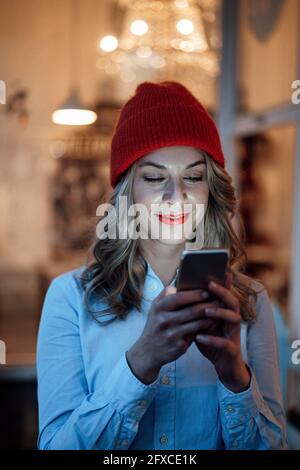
[176,249,229,291]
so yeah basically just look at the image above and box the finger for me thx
[172,318,216,339]
[207,280,239,312]
[224,272,232,290]
[165,285,177,296]
[157,285,177,300]
[195,334,232,351]
[164,299,222,325]
[204,307,241,324]
[158,288,210,312]
[153,285,177,308]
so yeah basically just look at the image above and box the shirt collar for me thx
[145,259,179,287]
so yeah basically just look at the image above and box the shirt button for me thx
[122,439,129,447]
[226,405,235,413]
[232,440,238,448]
[149,282,158,291]
[161,375,170,385]
[160,434,168,445]
[138,399,148,406]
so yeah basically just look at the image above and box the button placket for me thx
[145,262,177,448]
[154,361,176,449]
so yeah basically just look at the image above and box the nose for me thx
[162,176,187,205]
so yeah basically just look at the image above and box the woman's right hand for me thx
[126,285,221,384]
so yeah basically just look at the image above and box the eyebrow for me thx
[138,159,206,170]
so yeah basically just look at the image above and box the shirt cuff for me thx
[217,363,274,428]
[92,351,160,422]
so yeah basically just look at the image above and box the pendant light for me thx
[52,0,97,126]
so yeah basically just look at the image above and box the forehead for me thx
[138,146,205,167]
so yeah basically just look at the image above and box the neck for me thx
[140,239,184,287]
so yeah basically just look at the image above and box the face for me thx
[132,146,209,245]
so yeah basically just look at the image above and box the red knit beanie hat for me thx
[110,81,225,188]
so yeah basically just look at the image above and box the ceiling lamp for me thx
[52,90,97,126]
[99,35,119,52]
[52,0,97,126]
[97,0,221,89]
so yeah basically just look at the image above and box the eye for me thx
[143,176,166,183]
[183,175,203,182]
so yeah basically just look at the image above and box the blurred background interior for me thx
[0,0,300,450]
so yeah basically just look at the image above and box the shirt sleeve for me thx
[216,286,288,450]
[36,275,160,450]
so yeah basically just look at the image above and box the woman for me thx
[37,81,288,450]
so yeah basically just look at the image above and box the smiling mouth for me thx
[156,213,190,225]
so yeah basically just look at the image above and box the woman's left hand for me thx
[194,272,251,393]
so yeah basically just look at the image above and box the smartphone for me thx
[175,249,229,293]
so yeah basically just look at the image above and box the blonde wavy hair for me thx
[79,151,264,325]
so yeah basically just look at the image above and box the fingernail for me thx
[201,291,209,299]
[209,281,217,288]
[205,307,215,314]
[196,334,208,342]
[166,286,176,295]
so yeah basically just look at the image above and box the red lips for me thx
[156,213,190,225]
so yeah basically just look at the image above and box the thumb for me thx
[157,284,176,300]
[154,284,177,305]
[165,285,177,296]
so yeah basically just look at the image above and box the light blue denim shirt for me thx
[36,261,288,450]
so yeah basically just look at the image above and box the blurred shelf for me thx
[0,364,36,381]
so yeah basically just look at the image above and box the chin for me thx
[158,236,188,246]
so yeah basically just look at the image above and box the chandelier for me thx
[97,0,221,98]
